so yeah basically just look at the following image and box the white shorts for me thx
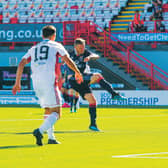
[32,77,62,108]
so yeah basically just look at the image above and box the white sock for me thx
[44,114,56,140]
[47,127,56,140]
[39,112,59,134]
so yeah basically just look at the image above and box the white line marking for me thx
[112,152,168,159]
[129,157,168,159]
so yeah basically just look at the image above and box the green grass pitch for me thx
[0,107,168,168]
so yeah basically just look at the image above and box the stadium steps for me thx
[89,40,150,89]
[89,37,163,90]
[110,0,150,33]
[87,49,149,90]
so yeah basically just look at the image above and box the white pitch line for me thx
[129,157,168,159]
[112,152,168,159]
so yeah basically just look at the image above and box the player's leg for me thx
[69,76,100,131]
[61,87,70,107]
[84,93,100,131]
[33,107,61,145]
[44,108,56,141]
[74,91,79,112]
[44,107,61,144]
[90,73,124,99]
[69,88,74,112]
[33,83,62,145]
[69,89,79,112]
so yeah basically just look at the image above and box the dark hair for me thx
[42,25,56,38]
[74,38,85,46]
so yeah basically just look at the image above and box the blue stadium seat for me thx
[0,0,127,29]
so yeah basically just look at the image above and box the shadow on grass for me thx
[0,130,91,135]
[0,130,102,150]
[0,144,36,149]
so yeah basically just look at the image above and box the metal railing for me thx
[63,21,168,89]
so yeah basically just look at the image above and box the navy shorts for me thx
[62,81,71,90]
[69,73,93,99]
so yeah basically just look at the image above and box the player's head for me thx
[42,25,56,41]
[135,10,139,14]
[74,38,85,55]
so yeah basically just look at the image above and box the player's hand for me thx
[75,72,83,84]
[12,83,21,95]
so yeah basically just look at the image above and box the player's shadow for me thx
[55,130,91,134]
[0,144,36,150]
[15,130,91,134]
[0,130,101,150]
[0,130,91,135]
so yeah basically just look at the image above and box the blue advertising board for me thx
[111,33,168,41]
[0,23,63,42]
[0,67,31,90]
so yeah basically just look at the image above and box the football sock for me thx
[44,114,56,140]
[69,95,74,112]
[67,94,70,103]
[74,96,79,111]
[39,112,59,134]
[63,93,69,103]
[89,104,97,126]
[98,78,115,96]
[47,127,55,140]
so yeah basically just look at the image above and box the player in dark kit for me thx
[68,38,124,131]
[60,63,79,112]
[60,63,71,107]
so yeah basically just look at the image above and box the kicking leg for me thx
[90,73,124,99]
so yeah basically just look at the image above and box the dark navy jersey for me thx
[68,49,91,74]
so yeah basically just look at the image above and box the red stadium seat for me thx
[0,13,3,23]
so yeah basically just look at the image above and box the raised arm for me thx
[84,53,100,62]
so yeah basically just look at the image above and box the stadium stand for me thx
[110,0,150,32]
[0,0,168,90]
[0,0,126,29]
[124,0,168,33]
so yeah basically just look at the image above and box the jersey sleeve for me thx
[57,44,69,57]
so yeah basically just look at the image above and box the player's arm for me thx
[84,53,99,62]
[61,54,83,84]
[12,58,28,95]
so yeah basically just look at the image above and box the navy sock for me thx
[99,78,115,96]
[62,93,67,102]
[63,93,69,103]
[74,97,79,111]
[66,93,70,103]
[89,104,97,126]
[70,96,74,111]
